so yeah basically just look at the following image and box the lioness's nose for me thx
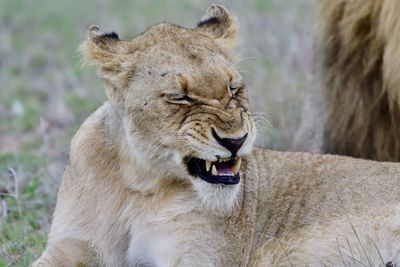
[212,128,248,156]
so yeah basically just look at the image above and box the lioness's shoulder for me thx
[69,101,123,169]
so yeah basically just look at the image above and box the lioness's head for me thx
[81,5,256,211]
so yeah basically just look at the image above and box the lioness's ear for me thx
[80,25,129,73]
[196,4,238,51]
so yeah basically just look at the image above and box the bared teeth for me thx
[212,165,218,176]
[230,158,242,175]
[205,160,212,172]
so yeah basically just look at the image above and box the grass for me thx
[0,152,51,265]
[0,0,314,265]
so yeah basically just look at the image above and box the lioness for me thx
[33,5,400,267]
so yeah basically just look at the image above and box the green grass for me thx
[0,0,314,265]
[0,151,51,266]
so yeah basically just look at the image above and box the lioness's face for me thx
[82,5,256,210]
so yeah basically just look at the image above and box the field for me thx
[0,0,314,265]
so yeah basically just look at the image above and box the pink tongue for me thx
[214,162,233,176]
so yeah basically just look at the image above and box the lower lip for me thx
[198,173,240,185]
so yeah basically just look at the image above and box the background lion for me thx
[295,0,400,161]
[31,5,400,267]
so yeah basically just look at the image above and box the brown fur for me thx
[32,5,400,267]
[304,0,400,161]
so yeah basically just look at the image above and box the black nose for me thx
[212,128,248,156]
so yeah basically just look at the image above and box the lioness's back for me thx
[249,149,400,266]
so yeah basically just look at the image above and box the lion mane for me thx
[296,0,400,161]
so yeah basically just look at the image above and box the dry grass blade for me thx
[369,236,385,266]
[336,237,348,267]
[278,239,294,267]
[8,167,19,198]
[346,238,357,265]
[348,256,368,267]
[0,200,8,219]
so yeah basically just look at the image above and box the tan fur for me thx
[296,0,400,161]
[32,5,400,267]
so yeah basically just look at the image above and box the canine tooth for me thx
[231,158,242,174]
[212,165,218,176]
[205,160,212,172]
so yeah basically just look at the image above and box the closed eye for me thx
[229,85,243,95]
[165,93,193,104]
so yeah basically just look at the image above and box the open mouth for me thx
[185,156,242,185]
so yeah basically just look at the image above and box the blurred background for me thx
[0,0,315,265]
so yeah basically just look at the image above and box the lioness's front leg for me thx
[31,238,97,267]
